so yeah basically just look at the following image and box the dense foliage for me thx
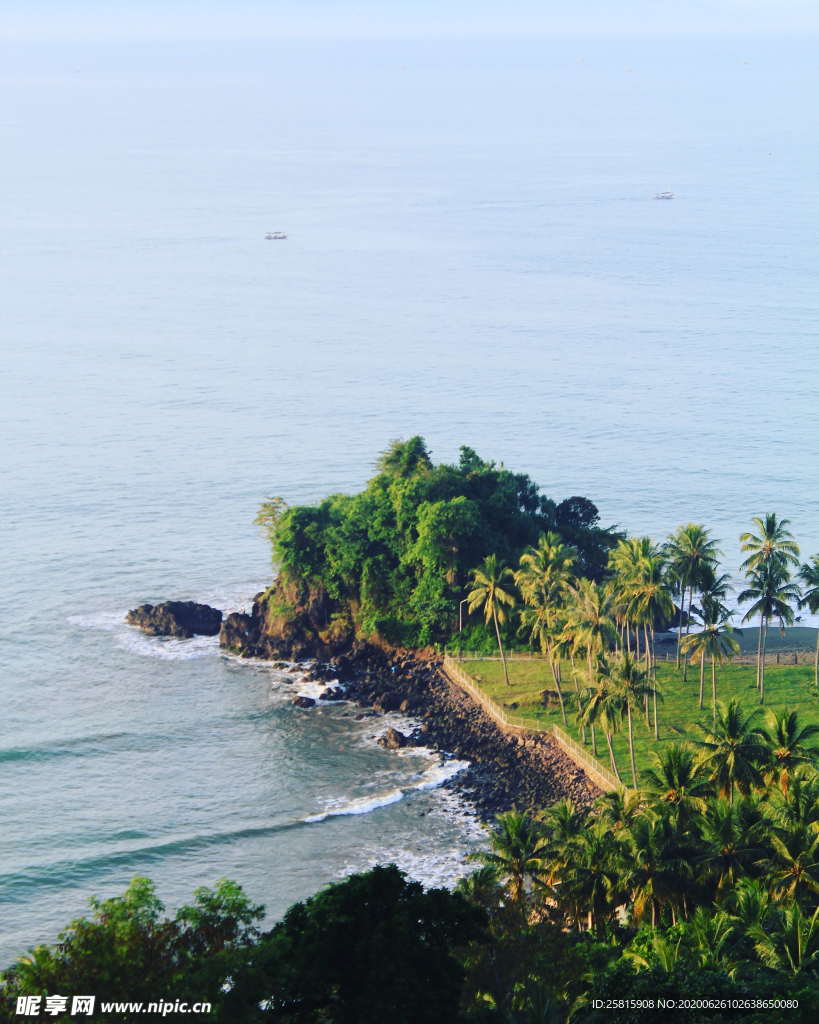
[258,438,620,646]
[0,878,264,1022]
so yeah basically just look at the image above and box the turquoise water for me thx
[2,33,818,962]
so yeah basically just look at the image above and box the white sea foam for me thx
[115,631,220,661]
[67,610,125,631]
[304,756,469,824]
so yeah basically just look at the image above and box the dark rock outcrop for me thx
[292,695,316,708]
[218,579,354,661]
[378,727,409,749]
[318,687,346,701]
[126,601,222,638]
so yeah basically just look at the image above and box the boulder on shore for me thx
[318,687,346,701]
[378,727,409,750]
[292,695,316,708]
[126,601,222,638]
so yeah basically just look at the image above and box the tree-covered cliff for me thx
[256,437,620,647]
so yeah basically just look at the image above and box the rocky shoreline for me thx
[296,645,600,820]
[126,594,600,821]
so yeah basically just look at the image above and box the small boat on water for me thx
[654,192,674,200]
[265,231,288,239]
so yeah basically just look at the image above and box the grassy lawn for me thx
[461,656,819,786]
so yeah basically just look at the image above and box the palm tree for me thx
[726,877,771,932]
[516,532,576,723]
[642,743,711,827]
[680,609,741,722]
[749,905,819,976]
[562,579,617,752]
[695,699,767,804]
[577,658,624,781]
[740,513,801,573]
[625,810,693,927]
[769,768,819,832]
[620,544,673,739]
[562,578,617,689]
[597,787,645,833]
[762,824,819,903]
[519,603,568,724]
[609,653,651,788]
[798,555,819,688]
[473,810,548,904]
[608,536,655,659]
[687,908,739,978]
[664,524,721,673]
[557,822,622,935]
[466,554,516,687]
[757,709,819,794]
[740,514,800,696]
[696,797,767,895]
[739,562,801,703]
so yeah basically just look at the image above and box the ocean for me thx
[1,31,817,962]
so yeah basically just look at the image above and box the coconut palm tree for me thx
[748,905,819,976]
[696,797,767,895]
[687,908,740,978]
[597,787,645,833]
[769,769,819,832]
[680,609,741,722]
[562,578,617,687]
[664,524,721,673]
[798,555,819,688]
[617,543,673,739]
[516,533,576,723]
[609,653,652,788]
[740,513,801,574]
[726,877,771,932]
[576,658,624,781]
[695,700,768,804]
[740,514,800,695]
[608,536,655,659]
[625,810,693,927]
[519,603,568,725]
[466,554,516,686]
[562,579,617,752]
[473,810,548,904]
[642,743,711,827]
[762,824,819,903]
[757,709,819,794]
[557,822,623,935]
[739,563,801,704]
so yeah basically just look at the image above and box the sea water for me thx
[1,32,818,962]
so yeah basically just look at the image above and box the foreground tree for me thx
[0,877,264,1019]
[466,554,516,686]
[226,865,485,1024]
[473,810,549,905]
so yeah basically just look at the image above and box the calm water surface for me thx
[1,33,817,961]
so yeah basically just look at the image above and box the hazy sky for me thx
[4,0,819,41]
